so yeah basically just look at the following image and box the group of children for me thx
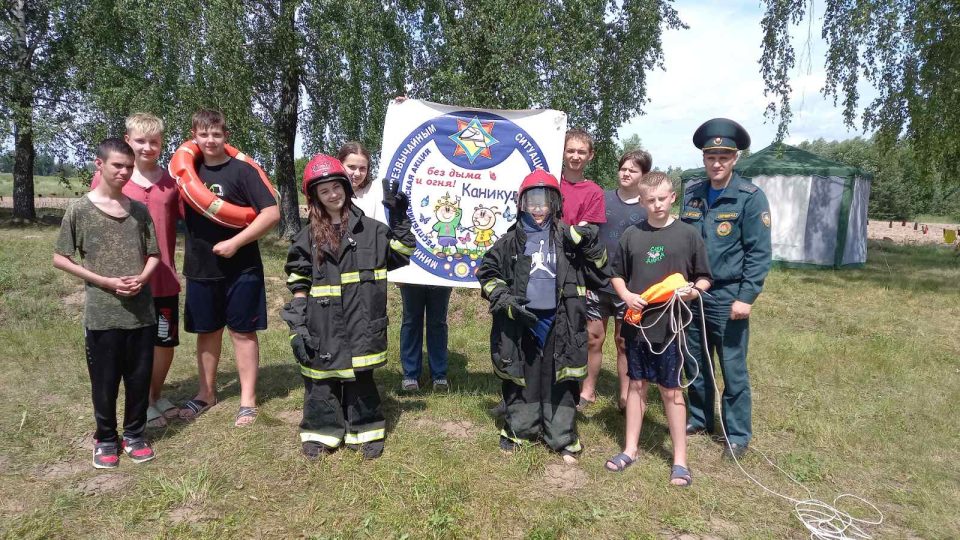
[56,112,711,486]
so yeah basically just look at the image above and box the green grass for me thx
[0,173,88,198]
[911,213,960,224]
[0,223,958,539]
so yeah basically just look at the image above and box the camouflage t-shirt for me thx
[55,196,159,330]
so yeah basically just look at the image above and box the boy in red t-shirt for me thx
[560,129,610,411]
[559,128,606,227]
[91,113,182,428]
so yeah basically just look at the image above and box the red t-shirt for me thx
[560,176,607,226]
[91,170,182,297]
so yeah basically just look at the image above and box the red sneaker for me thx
[92,440,120,469]
[121,437,156,464]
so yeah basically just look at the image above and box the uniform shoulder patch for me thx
[761,211,771,228]
[738,182,758,193]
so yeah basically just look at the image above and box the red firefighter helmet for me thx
[302,154,353,198]
[518,168,561,198]
[517,169,562,220]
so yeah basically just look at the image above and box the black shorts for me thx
[586,289,625,321]
[154,295,180,347]
[184,269,268,334]
[626,337,682,389]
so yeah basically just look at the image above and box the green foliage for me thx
[404,0,683,185]
[760,0,960,182]
[797,136,959,220]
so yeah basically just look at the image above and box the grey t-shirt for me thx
[55,196,159,330]
[597,189,647,293]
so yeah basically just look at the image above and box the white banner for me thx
[380,99,567,287]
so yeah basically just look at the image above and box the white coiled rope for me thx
[627,288,884,539]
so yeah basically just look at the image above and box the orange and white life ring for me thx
[169,141,277,229]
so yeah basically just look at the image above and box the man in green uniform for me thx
[680,118,772,459]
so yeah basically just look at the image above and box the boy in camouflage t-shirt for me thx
[53,138,160,469]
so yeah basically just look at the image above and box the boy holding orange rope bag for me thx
[606,172,712,486]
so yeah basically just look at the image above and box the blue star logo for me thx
[449,117,499,163]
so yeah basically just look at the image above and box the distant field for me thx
[0,174,87,198]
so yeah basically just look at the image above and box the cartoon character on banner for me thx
[432,192,463,257]
[460,204,500,258]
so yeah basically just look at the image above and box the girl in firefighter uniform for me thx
[282,154,413,459]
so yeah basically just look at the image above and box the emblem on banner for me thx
[449,117,499,163]
[384,107,556,284]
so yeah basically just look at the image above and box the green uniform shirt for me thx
[679,173,772,304]
[55,196,159,330]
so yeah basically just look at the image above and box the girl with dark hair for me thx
[337,141,383,223]
[281,154,413,460]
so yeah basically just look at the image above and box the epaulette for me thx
[738,182,758,194]
[685,179,706,196]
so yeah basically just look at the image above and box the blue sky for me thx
[619,0,878,170]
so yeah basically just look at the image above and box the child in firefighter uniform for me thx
[282,154,414,460]
[477,169,610,462]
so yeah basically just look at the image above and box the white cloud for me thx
[619,1,876,170]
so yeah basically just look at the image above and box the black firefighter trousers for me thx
[300,370,385,449]
[501,330,581,453]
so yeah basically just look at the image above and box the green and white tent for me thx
[681,144,871,268]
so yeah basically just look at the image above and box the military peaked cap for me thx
[693,118,751,151]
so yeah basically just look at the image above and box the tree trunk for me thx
[10,0,36,222]
[12,118,36,222]
[273,0,302,240]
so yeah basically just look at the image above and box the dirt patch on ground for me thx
[868,219,959,246]
[62,290,85,308]
[542,462,589,491]
[168,504,217,525]
[0,498,26,516]
[411,417,478,439]
[0,196,76,210]
[275,410,302,425]
[76,472,134,496]
[36,461,88,480]
[707,517,740,537]
[73,433,95,451]
[38,393,62,406]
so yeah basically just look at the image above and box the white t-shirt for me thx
[352,181,386,224]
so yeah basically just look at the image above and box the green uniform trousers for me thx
[501,329,581,453]
[683,283,753,445]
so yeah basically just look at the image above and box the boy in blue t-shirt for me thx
[606,172,712,486]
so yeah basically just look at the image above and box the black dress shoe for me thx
[723,442,749,460]
[686,424,707,436]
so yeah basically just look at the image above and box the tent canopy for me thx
[679,143,872,268]
[680,143,872,181]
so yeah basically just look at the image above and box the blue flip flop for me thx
[605,452,635,472]
[670,464,693,487]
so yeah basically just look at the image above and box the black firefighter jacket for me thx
[283,206,415,381]
[476,220,611,385]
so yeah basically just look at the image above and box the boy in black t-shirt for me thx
[179,109,279,427]
[606,172,711,486]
